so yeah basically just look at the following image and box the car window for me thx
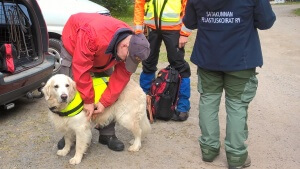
[0,2,32,25]
[0,1,41,71]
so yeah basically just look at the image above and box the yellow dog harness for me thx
[50,77,109,117]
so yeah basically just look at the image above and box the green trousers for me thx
[197,68,258,166]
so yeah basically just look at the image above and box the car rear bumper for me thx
[0,55,54,105]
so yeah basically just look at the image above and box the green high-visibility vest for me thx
[144,0,181,23]
[60,77,109,117]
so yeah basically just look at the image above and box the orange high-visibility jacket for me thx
[134,0,191,36]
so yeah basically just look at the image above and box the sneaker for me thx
[171,111,189,121]
[228,156,251,169]
[99,135,124,151]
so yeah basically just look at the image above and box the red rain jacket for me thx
[62,13,133,107]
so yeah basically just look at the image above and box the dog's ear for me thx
[42,78,52,100]
[67,76,77,97]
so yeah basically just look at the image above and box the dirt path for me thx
[0,4,299,169]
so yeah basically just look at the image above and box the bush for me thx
[91,0,133,15]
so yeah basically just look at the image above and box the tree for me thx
[91,0,133,15]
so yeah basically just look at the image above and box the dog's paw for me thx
[57,149,69,156]
[128,144,141,152]
[69,157,82,165]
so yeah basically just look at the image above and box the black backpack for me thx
[146,66,181,123]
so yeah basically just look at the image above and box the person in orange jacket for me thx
[134,0,192,121]
[57,13,150,151]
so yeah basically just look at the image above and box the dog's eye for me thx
[54,85,59,88]
[66,84,69,87]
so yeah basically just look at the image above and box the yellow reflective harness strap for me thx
[93,77,109,104]
[57,77,109,117]
[65,92,84,117]
[64,92,83,117]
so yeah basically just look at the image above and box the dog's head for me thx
[42,74,77,110]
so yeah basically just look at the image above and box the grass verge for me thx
[293,8,300,15]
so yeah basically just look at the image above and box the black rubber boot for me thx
[99,135,124,151]
[57,137,65,150]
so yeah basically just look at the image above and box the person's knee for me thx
[177,62,191,78]
[142,61,157,73]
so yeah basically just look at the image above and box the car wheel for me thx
[48,38,62,74]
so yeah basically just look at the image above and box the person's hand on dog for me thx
[92,102,105,120]
[84,103,95,120]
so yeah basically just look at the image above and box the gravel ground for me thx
[0,4,299,169]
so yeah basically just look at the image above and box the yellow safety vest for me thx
[59,77,109,117]
[144,0,182,23]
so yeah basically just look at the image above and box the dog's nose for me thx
[61,94,68,101]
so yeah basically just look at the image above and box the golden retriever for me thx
[42,74,151,165]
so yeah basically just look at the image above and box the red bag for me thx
[147,66,181,123]
[0,44,17,73]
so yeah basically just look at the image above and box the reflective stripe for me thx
[145,12,154,19]
[161,13,180,21]
[135,25,143,30]
[181,25,191,32]
[145,12,181,22]
[145,19,182,26]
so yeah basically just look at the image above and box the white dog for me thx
[42,74,151,165]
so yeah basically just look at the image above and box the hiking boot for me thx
[57,137,65,150]
[228,155,251,169]
[201,146,220,162]
[99,135,124,151]
[171,111,189,121]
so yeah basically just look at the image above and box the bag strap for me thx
[146,94,154,123]
[165,66,181,105]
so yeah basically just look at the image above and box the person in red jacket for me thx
[57,13,150,151]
